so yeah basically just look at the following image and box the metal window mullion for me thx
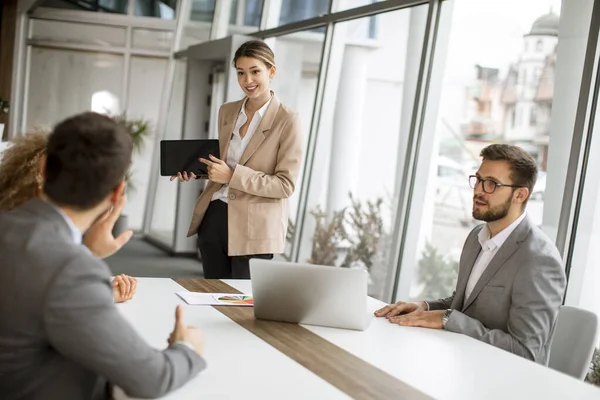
[21,28,34,135]
[290,21,336,262]
[141,0,190,234]
[121,25,133,115]
[388,0,443,303]
[236,0,245,26]
[127,0,135,16]
[210,0,230,40]
[9,12,31,138]
[559,0,600,284]
[258,0,272,31]
[26,39,128,54]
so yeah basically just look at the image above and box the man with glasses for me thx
[375,144,565,364]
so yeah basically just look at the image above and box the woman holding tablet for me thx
[172,40,303,279]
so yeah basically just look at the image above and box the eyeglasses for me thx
[468,175,524,194]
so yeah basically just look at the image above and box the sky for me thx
[444,0,563,83]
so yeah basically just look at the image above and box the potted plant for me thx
[0,97,9,139]
[586,348,600,387]
[110,113,153,237]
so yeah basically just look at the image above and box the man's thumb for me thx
[174,305,184,329]
[115,230,134,249]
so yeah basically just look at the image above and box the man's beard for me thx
[472,194,512,222]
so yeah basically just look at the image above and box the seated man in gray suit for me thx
[376,144,566,365]
[0,112,206,399]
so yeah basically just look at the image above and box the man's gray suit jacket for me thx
[427,216,566,364]
[0,199,206,399]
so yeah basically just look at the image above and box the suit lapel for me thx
[461,217,531,311]
[239,93,280,166]
[219,99,244,160]
[453,225,483,310]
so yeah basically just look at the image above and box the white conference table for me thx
[114,277,600,400]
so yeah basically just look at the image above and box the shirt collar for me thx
[478,211,527,252]
[45,200,83,244]
[239,94,273,119]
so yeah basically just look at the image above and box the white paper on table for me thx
[176,291,254,306]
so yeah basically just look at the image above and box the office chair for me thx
[548,305,599,380]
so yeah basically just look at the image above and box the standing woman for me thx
[172,40,303,279]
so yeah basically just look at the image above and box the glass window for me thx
[124,56,169,230]
[189,0,216,22]
[39,0,128,14]
[26,47,124,129]
[31,20,127,48]
[567,105,600,348]
[278,0,328,25]
[530,106,537,126]
[333,0,385,13]
[263,30,326,260]
[135,0,176,19]
[263,0,329,29]
[132,29,174,51]
[399,0,561,302]
[147,60,188,246]
[220,0,264,38]
[178,0,215,50]
[229,0,262,27]
[536,39,544,52]
[295,5,426,301]
[556,1,600,350]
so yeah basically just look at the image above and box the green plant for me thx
[111,113,152,194]
[0,97,9,116]
[340,194,385,271]
[308,194,388,271]
[414,242,459,300]
[586,348,600,387]
[112,113,152,155]
[308,205,347,266]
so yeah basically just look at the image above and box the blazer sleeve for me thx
[444,249,566,362]
[426,292,455,311]
[43,255,207,398]
[228,112,303,199]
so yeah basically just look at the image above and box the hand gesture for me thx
[199,154,233,184]
[374,301,427,318]
[84,195,133,259]
[112,274,137,303]
[170,171,197,182]
[168,305,204,356]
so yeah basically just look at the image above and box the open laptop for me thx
[249,259,371,331]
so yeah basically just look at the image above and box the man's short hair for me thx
[480,144,538,202]
[44,112,133,210]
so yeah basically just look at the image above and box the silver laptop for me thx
[249,259,371,331]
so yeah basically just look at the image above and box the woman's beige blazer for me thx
[186,93,303,256]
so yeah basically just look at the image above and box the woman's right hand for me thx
[170,171,196,182]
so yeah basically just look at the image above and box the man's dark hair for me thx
[44,112,133,210]
[480,144,538,204]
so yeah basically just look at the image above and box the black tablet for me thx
[160,139,220,177]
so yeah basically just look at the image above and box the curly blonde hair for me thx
[0,131,50,212]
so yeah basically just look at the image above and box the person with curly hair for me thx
[0,131,137,302]
[0,131,48,212]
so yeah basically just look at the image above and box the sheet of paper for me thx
[176,291,254,306]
